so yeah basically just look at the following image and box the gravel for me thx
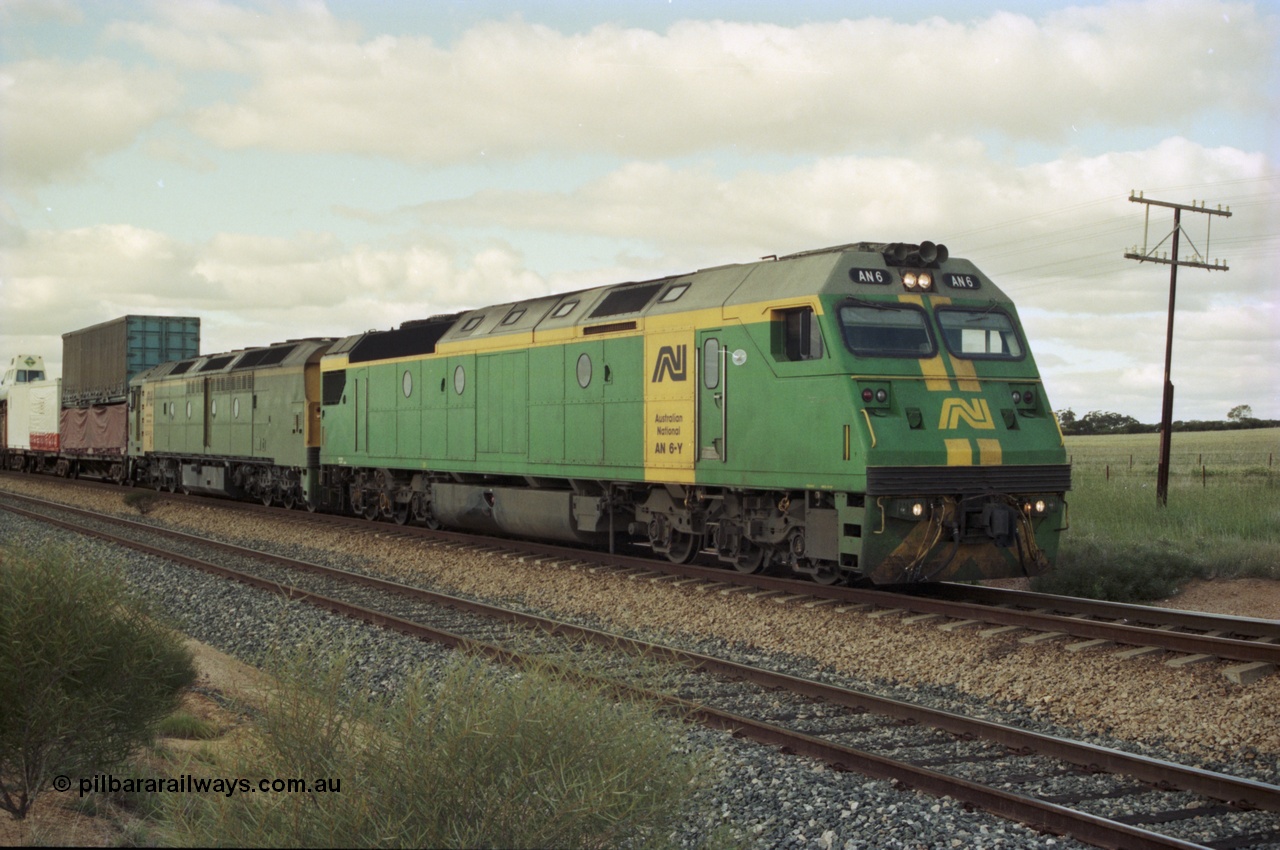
[5,477,1279,848]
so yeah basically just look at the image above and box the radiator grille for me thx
[866,464,1071,496]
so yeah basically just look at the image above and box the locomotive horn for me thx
[918,241,938,264]
[935,243,949,264]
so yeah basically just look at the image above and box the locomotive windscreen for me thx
[838,301,936,357]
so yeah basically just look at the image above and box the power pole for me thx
[1124,191,1231,506]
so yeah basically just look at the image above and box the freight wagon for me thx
[60,315,200,481]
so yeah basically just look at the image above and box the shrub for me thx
[0,546,196,819]
[123,491,160,515]
[1033,535,1205,603]
[162,644,710,848]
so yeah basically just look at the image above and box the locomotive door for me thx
[697,330,726,463]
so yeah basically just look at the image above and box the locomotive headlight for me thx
[888,498,930,520]
[1010,385,1037,408]
[875,388,888,403]
[1023,499,1050,516]
[917,272,933,290]
[902,272,918,289]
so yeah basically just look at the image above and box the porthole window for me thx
[576,353,592,388]
[402,369,413,398]
[233,397,240,419]
[454,364,466,394]
[186,400,192,419]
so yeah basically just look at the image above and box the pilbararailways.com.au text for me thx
[58,774,342,798]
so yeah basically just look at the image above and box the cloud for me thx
[3,1,1275,423]
[0,58,182,188]
[0,0,83,27]
[97,0,1275,163]
[401,137,1273,302]
[0,221,555,378]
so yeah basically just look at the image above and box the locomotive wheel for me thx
[363,501,379,521]
[811,565,845,586]
[261,491,273,507]
[665,530,700,565]
[733,544,767,574]
[281,491,296,510]
[392,502,410,525]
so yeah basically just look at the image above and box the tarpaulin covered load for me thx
[5,380,61,452]
[60,403,127,456]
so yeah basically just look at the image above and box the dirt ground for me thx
[2,579,1277,846]
[1151,577,1280,621]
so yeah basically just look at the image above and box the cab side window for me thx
[774,307,824,361]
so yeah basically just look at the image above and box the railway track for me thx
[15,471,1278,683]
[4,490,1280,849]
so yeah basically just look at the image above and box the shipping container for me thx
[0,353,50,402]
[5,380,61,452]
[62,315,200,406]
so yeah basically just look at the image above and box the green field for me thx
[1031,428,1280,602]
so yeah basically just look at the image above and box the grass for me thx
[154,712,220,741]
[154,643,718,849]
[1032,427,1280,602]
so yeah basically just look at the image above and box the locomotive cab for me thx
[823,242,1069,583]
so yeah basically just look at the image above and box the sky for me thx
[1,0,1277,423]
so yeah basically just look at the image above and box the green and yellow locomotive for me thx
[312,241,1069,584]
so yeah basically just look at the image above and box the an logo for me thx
[939,397,995,430]
[651,345,687,382]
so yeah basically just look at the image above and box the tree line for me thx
[1055,405,1278,436]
